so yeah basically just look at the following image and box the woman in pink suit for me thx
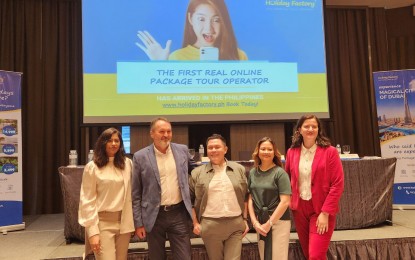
[285,115,344,260]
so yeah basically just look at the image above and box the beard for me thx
[157,139,170,149]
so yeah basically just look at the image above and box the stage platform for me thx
[0,209,414,260]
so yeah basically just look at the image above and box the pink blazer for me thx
[285,145,344,215]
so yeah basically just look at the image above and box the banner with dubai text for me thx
[373,69,415,206]
[0,70,24,231]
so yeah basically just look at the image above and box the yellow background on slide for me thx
[83,73,328,116]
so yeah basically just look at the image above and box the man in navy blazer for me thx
[132,117,194,260]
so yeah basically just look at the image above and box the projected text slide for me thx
[117,62,298,94]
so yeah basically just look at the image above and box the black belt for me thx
[160,201,184,212]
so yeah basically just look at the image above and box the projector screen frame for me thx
[81,0,331,125]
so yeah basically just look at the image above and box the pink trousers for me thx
[292,198,336,260]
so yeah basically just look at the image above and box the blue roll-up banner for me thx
[373,69,415,207]
[0,70,25,233]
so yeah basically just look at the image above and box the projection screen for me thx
[82,0,329,124]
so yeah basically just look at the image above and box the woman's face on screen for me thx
[188,4,221,48]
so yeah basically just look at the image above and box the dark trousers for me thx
[147,203,192,260]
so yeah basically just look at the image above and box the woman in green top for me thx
[248,137,292,260]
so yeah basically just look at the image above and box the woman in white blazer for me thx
[78,128,134,260]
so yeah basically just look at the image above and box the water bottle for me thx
[336,144,341,154]
[198,144,205,159]
[87,149,94,162]
[69,150,78,166]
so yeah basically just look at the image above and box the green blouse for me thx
[248,165,291,260]
[248,165,291,221]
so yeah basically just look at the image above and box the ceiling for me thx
[326,0,415,9]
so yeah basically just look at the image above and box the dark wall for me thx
[386,6,415,37]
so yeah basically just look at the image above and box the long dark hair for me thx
[182,0,240,60]
[93,127,126,169]
[290,115,331,148]
[252,137,283,168]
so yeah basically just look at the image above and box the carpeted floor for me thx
[0,209,414,260]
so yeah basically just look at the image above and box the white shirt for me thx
[203,162,241,218]
[298,143,317,200]
[78,157,126,236]
[154,145,182,205]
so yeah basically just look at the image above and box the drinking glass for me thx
[188,149,196,159]
[342,145,350,154]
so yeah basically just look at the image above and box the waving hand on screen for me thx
[135,30,171,60]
